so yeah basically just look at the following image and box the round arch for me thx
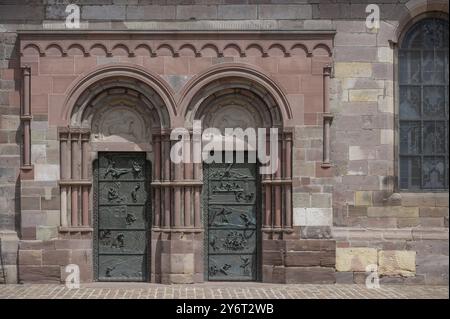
[177,63,293,128]
[61,64,177,128]
[393,0,448,43]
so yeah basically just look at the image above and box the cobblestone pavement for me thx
[0,283,448,299]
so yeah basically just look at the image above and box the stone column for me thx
[163,133,171,228]
[274,135,282,228]
[153,134,161,228]
[263,132,272,228]
[284,132,293,228]
[264,184,272,228]
[193,130,202,228]
[81,132,90,226]
[21,67,32,168]
[173,162,182,228]
[322,65,333,167]
[59,130,69,227]
[184,136,193,227]
[71,132,80,226]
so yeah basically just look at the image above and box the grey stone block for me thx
[81,5,126,20]
[0,5,45,21]
[45,5,68,20]
[176,5,218,20]
[259,5,312,20]
[0,230,19,283]
[335,271,354,284]
[126,5,176,20]
[218,5,257,20]
[285,267,335,284]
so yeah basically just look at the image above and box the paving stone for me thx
[0,282,447,299]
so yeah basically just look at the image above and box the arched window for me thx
[399,18,449,190]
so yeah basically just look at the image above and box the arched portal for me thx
[181,72,293,282]
[59,68,173,282]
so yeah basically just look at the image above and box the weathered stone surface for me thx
[126,5,176,20]
[367,206,419,218]
[170,253,194,274]
[263,251,284,266]
[42,250,70,266]
[378,250,416,277]
[335,271,354,284]
[36,226,58,241]
[419,207,448,218]
[406,240,449,256]
[401,193,437,207]
[349,89,382,102]
[336,247,378,272]
[19,250,42,266]
[259,5,312,20]
[286,239,335,252]
[310,193,332,208]
[19,265,61,283]
[299,226,332,239]
[285,267,335,284]
[334,63,372,78]
[81,5,126,20]
[218,5,257,20]
[176,5,218,20]
[416,254,449,280]
[293,208,332,226]
[285,252,321,267]
[355,191,372,206]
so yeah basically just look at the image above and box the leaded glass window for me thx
[399,18,449,190]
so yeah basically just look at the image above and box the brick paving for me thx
[0,283,447,299]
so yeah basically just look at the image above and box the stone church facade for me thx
[0,0,448,285]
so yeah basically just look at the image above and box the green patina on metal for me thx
[94,153,150,282]
[204,153,260,281]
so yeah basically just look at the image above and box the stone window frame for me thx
[394,12,449,193]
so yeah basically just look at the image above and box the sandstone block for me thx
[170,253,194,274]
[81,5,126,20]
[334,62,372,78]
[285,267,335,284]
[336,247,378,272]
[19,266,61,283]
[176,5,217,20]
[258,5,312,20]
[349,89,382,102]
[36,226,58,241]
[335,271,354,284]
[311,193,332,208]
[293,192,310,208]
[19,250,42,266]
[293,208,332,226]
[218,5,257,20]
[355,191,372,206]
[42,250,70,266]
[378,250,416,277]
[285,252,321,267]
[367,206,419,218]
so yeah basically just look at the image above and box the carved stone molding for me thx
[19,31,334,59]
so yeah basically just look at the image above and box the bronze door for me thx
[204,155,259,281]
[94,152,150,281]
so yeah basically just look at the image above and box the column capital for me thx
[323,64,332,76]
[22,66,31,76]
